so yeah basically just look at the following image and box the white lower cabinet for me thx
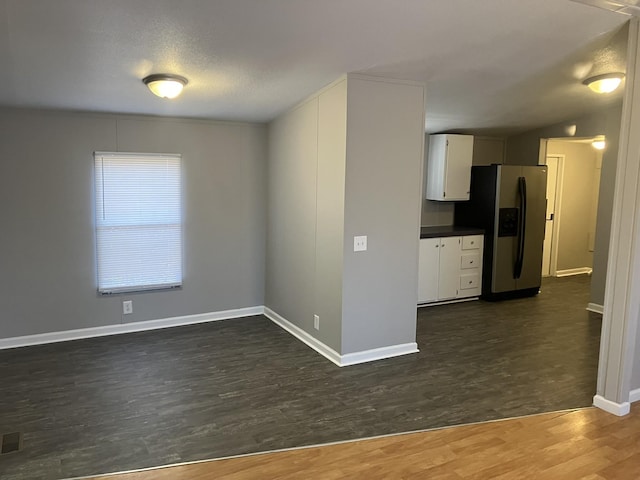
[459,234,483,298]
[418,234,483,304]
[418,238,439,303]
[435,237,461,301]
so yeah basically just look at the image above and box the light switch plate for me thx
[354,235,367,252]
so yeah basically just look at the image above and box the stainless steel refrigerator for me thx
[454,164,547,300]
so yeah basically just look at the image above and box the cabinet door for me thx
[426,135,447,200]
[426,134,473,201]
[438,237,461,300]
[418,238,439,303]
[457,235,484,299]
[443,135,474,200]
[461,252,480,269]
[460,272,480,291]
[461,234,482,250]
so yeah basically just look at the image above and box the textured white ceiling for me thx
[0,0,629,134]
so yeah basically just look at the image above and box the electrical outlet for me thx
[354,235,367,252]
[123,300,133,315]
[314,314,320,330]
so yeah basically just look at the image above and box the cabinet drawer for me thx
[460,272,480,290]
[461,252,480,269]
[462,235,482,250]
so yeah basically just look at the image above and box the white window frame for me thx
[94,151,183,294]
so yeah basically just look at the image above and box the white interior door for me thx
[542,156,559,276]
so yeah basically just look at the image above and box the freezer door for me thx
[515,166,547,290]
[491,165,521,293]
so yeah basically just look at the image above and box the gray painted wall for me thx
[421,200,455,227]
[0,108,267,339]
[472,136,506,166]
[265,80,346,352]
[421,136,505,227]
[591,106,622,307]
[265,95,320,341]
[341,76,425,354]
[505,104,622,305]
[634,314,640,391]
[266,75,425,356]
[547,140,600,271]
[315,80,348,353]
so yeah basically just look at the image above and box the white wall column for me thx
[594,17,640,416]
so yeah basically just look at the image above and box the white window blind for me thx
[94,152,182,294]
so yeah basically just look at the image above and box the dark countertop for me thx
[420,225,485,239]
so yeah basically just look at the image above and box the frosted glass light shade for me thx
[583,73,624,94]
[143,74,188,99]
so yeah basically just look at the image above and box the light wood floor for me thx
[89,403,640,480]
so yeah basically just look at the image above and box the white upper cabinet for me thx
[426,134,474,201]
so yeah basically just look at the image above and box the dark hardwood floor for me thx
[0,275,601,480]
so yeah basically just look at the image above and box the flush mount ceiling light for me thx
[142,74,188,99]
[583,73,625,94]
[592,137,606,150]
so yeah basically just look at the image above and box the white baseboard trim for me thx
[0,306,264,351]
[3,305,420,367]
[586,303,604,314]
[340,343,419,366]
[593,394,631,416]
[418,297,479,308]
[629,388,640,403]
[556,267,593,277]
[263,307,419,367]
[264,307,342,366]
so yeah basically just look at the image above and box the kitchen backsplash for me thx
[421,199,455,226]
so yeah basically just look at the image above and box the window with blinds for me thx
[94,152,182,294]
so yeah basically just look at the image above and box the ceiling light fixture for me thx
[583,73,625,94]
[592,138,606,150]
[142,74,188,99]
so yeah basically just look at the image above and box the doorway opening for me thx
[539,138,603,279]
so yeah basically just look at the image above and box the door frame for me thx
[539,153,565,277]
[595,17,640,415]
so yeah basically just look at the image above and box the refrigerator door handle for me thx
[514,176,527,279]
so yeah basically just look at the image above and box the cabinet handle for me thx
[435,245,439,248]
